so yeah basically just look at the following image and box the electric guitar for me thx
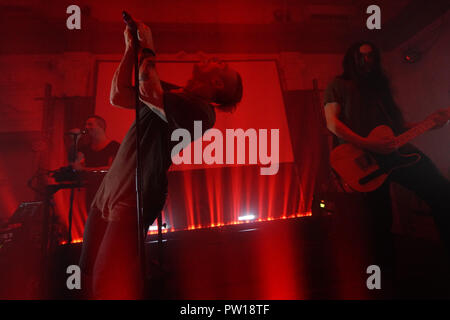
[330,107,450,192]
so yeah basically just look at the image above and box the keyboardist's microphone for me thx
[65,129,87,136]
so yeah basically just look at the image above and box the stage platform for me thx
[38,214,450,300]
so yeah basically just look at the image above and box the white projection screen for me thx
[94,60,294,171]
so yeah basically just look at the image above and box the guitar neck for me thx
[394,119,435,148]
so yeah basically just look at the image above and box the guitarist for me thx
[323,41,450,293]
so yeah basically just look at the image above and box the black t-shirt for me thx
[323,77,405,144]
[78,141,120,167]
[92,89,216,225]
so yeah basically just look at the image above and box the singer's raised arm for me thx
[109,27,135,109]
[110,23,163,111]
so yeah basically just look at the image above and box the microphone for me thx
[65,129,87,136]
[122,11,137,31]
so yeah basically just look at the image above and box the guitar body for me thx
[330,125,421,192]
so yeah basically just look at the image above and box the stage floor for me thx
[36,215,450,300]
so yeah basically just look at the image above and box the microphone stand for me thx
[67,132,80,244]
[122,11,147,293]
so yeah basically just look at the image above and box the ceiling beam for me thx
[0,0,448,55]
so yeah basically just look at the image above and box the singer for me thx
[79,18,243,299]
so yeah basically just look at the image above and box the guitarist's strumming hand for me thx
[362,135,397,155]
[426,108,450,130]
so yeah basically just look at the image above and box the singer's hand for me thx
[124,26,134,51]
[124,22,155,52]
[71,161,85,171]
[137,22,155,52]
[69,151,86,171]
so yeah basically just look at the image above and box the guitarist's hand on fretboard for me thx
[426,108,450,130]
[330,107,449,192]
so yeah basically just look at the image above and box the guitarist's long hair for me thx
[340,41,406,133]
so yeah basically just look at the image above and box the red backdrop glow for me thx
[94,60,294,170]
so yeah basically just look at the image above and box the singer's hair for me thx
[86,115,107,132]
[214,72,243,113]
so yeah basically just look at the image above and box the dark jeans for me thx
[79,203,144,299]
[362,144,450,295]
[367,145,450,246]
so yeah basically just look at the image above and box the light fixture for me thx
[403,49,421,64]
[148,223,168,231]
[319,200,326,209]
[238,214,256,221]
